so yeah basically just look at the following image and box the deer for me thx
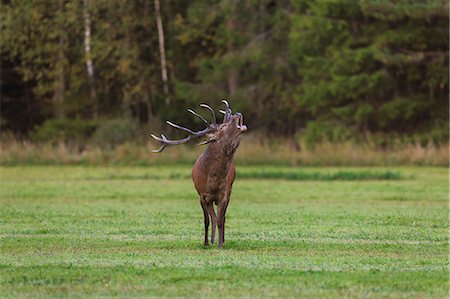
[151,100,247,248]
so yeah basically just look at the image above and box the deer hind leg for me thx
[207,204,217,244]
[200,200,210,246]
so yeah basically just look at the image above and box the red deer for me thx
[151,100,247,248]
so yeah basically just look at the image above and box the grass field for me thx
[0,165,448,298]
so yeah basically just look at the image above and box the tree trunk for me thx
[55,0,66,119]
[165,0,176,80]
[83,0,98,118]
[154,0,170,105]
[226,3,238,96]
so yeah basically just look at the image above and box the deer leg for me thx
[222,193,231,244]
[217,199,229,248]
[207,204,217,244]
[200,201,209,246]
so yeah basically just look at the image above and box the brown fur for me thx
[151,102,246,248]
[192,115,244,247]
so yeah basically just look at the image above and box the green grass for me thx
[0,165,448,298]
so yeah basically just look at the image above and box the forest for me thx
[1,0,449,155]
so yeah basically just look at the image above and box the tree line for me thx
[1,0,448,146]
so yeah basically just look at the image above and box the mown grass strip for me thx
[89,170,403,181]
[238,170,402,181]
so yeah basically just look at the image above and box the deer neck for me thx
[202,141,234,178]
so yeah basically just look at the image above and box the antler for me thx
[219,99,232,123]
[200,104,217,125]
[151,104,217,153]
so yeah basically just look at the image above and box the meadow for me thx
[0,165,448,298]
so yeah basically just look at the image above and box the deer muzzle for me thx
[235,112,247,132]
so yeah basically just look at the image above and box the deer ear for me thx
[197,138,216,146]
[197,133,217,146]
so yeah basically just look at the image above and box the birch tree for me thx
[154,0,170,105]
[83,0,98,118]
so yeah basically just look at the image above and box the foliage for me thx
[90,118,141,149]
[1,0,448,145]
[0,166,448,298]
[288,0,449,141]
[31,119,98,145]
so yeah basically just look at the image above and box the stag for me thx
[151,100,247,248]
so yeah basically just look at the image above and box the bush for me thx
[303,121,353,149]
[31,119,98,145]
[90,118,141,149]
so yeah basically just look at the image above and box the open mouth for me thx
[235,113,247,132]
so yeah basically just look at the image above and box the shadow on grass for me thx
[153,239,306,251]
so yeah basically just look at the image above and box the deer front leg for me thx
[217,198,229,248]
[200,201,210,246]
[222,193,231,244]
[207,204,217,244]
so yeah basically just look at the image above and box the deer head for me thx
[151,100,247,153]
